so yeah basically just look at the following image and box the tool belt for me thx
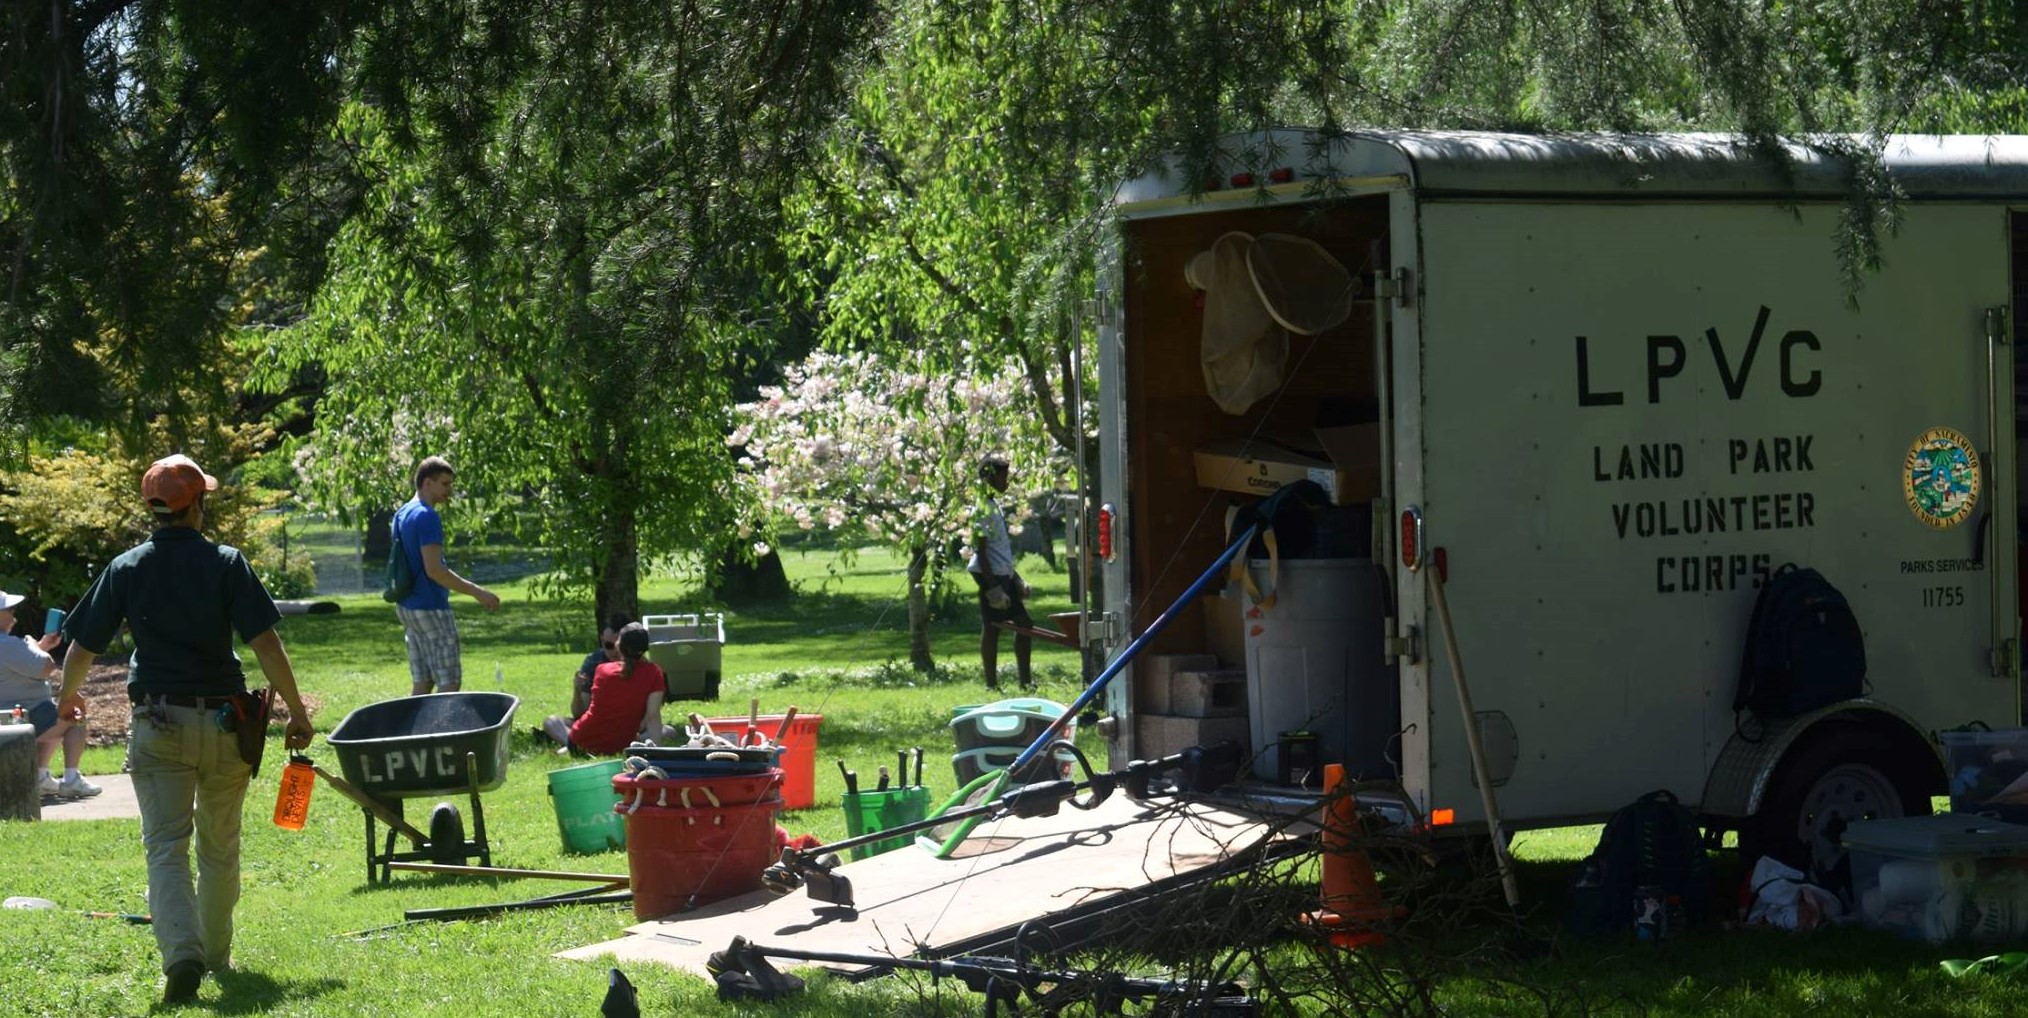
[222,689,274,778]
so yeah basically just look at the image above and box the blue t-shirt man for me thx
[394,497,450,611]
[393,456,501,695]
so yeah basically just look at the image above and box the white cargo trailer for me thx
[1093,132,2026,859]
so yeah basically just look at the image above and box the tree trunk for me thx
[0,723,38,821]
[708,546,791,606]
[594,503,639,631]
[907,546,935,673]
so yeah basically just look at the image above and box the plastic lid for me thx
[950,698,1068,726]
[1842,813,2028,856]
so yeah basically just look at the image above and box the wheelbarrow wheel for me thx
[426,802,467,862]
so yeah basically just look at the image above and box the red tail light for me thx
[1268,166,1295,183]
[1229,172,1255,188]
[1400,507,1423,572]
[1097,503,1116,562]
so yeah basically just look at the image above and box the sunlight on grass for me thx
[3,538,2001,1017]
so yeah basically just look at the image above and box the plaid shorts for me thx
[396,606,463,690]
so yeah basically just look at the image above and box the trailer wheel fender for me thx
[1699,701,1940,823]
[1734,710,1942,867]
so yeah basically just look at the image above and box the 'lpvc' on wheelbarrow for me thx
[320,692,520,883]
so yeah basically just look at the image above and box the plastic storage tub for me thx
[949,699,1076,785]
[548,759,627,855]
[697,713,822,810]
[1845,814,2028,943]
[327,692,520,797]
[644,613,724,700]
[1941,728,2028,823]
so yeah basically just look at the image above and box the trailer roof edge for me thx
[1114,130,2028,204]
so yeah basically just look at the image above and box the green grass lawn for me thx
[1,543,2019,1016]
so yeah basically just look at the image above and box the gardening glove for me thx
[984,586,1011,610]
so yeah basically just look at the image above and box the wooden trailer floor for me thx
[557,795,1285,977]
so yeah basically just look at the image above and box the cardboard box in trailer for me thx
[1092,131,2025,858]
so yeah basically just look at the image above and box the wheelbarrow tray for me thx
[327,692,520,798]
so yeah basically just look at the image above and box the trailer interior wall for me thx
[1118,197,1390,681]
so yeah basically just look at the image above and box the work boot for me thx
[163,960,205,1005]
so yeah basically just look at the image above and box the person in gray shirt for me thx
[0,589,98,799]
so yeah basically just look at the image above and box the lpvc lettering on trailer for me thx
[1577,307,1826,596]
[1575,305,1823,406]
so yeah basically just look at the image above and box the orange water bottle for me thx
[272,754,315,830]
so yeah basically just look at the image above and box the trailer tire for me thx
[1744,724,1932,872]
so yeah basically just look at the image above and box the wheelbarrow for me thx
[322,692,520,883]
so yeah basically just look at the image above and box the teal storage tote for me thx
[549,758,627,854]
[949,698,1077,784]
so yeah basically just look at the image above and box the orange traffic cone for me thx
[1300,763,1403,949]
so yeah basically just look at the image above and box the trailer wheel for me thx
[1745,726,1931,869]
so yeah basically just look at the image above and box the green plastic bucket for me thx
[841,786,932,860]
[549,759,627,854]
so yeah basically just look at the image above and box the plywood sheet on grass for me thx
[557,795,1277,975]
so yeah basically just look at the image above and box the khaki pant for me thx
[129,703,251,973]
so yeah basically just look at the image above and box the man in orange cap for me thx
[54,453,315,1005]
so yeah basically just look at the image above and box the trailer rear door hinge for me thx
[1384,624,1420,666]
[1086,611,1123,646]
[1995,638,2019,678]
[1373,268,1413,309]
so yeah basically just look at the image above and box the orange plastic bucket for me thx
[698,713,823,809]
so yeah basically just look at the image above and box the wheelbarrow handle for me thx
[308,763,429,845]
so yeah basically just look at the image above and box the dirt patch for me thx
[74,663,321,748]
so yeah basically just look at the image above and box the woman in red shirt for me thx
[539,623,671,755]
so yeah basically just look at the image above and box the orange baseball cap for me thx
[141,454,218,513]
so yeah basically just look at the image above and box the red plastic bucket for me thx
[621,799,784,920]
[698,713,823,810]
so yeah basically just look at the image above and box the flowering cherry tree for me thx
[734,348,1056,671]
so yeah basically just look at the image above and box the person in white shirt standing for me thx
[0,589,98,799]
[966,456,1032,692]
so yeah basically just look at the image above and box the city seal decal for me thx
[1903,426,1981,530]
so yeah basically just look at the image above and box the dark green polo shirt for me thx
[67,527,283,696]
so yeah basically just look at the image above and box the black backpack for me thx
[1734,564,1865,726]
[1566,789,1712,939]
[380,519,414,604]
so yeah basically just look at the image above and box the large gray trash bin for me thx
[1241,558,1393,783]
[644,613,724,700]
